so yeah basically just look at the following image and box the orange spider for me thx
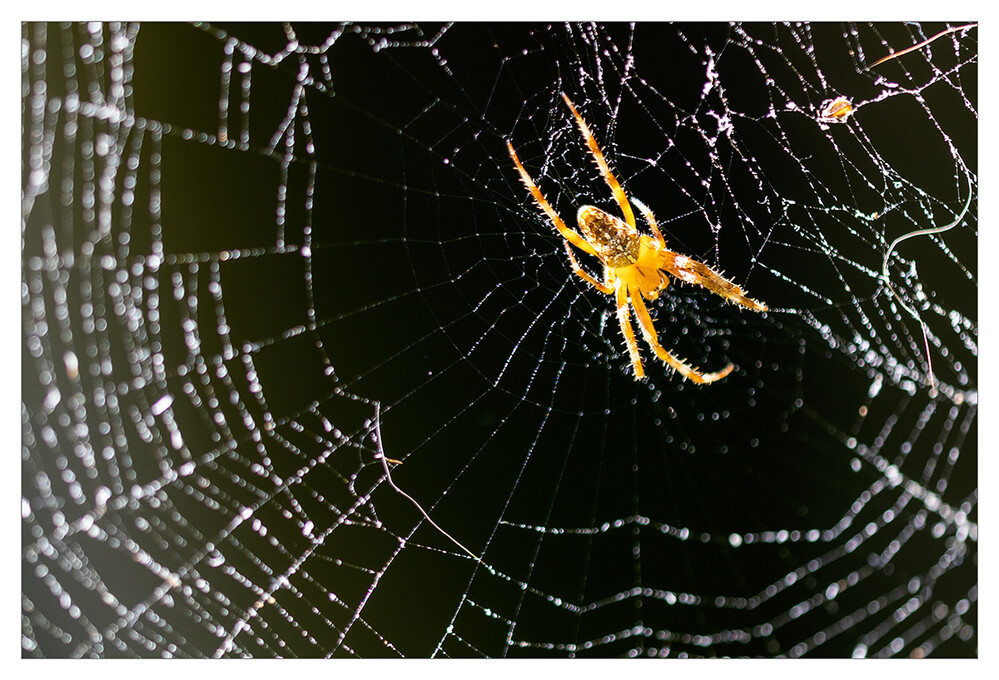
[506,93,767,383]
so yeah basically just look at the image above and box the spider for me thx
[506,93,767,383]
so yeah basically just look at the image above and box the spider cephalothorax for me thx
[507,93,767,383]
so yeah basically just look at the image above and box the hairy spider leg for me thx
[629,196,666,248]
[506,141,598,259]
[630,196,767,314]
[563,241,613,294]
[629,290,735,384]
[561,93,637,231]
[659,251,768,312]
[615,281,645,379]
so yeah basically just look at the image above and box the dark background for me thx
[22,22,977,658]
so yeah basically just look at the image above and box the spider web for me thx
[21,20,978,659]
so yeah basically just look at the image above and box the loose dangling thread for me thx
[881,169,973,396]
[371,403,486,566]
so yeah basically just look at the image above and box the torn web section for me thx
[729,22,976,397]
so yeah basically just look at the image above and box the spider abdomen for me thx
[577,205,640,267]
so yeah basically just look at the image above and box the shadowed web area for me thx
[21,21,977,658]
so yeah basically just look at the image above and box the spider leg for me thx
[507,141,599,258]
[615,281,645,380]
[564,241,614,294]
[630,197,666,248]
[561,93,637,231]
[659,251,768,312]
[630,290,735,384]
